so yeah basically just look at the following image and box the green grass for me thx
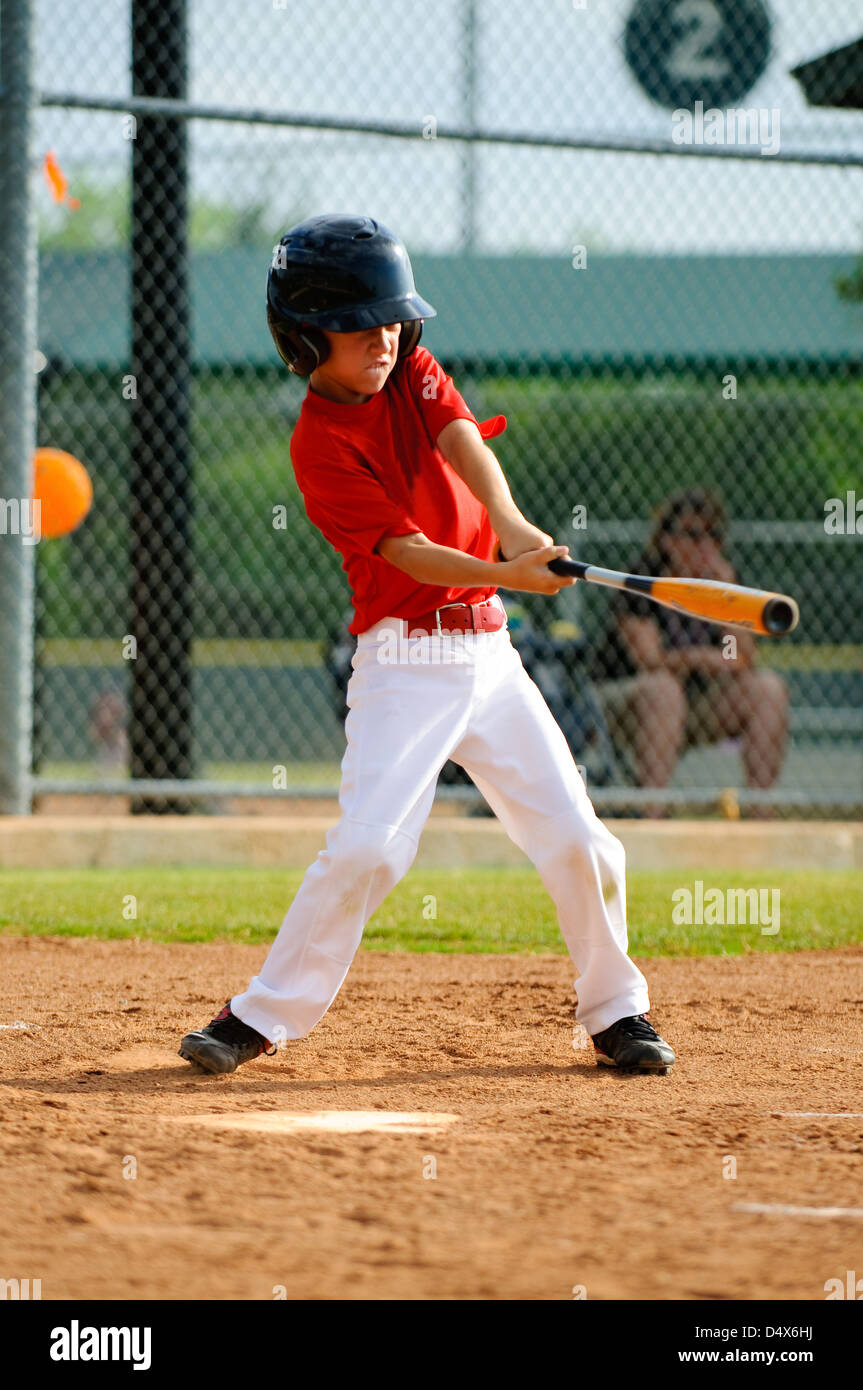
[1,868,861,957]
[37,761,343,786]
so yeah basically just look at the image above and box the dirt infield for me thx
[2,937,862,1301]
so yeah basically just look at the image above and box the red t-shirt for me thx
[290,346,507,634]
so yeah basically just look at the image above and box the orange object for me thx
[42,151,81,210]
[33,448,93,538]
[647,576,799,637]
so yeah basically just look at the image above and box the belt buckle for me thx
[434,601,469,637]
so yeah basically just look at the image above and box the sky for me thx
[32,0,863,254]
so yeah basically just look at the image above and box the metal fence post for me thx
[129,0,193,813]
[0,0,38,815]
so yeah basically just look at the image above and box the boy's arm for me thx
[376,532,574,596]
[436,418,553,560]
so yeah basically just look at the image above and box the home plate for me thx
[733,1203,863,1220]
[182,1111,460,1136]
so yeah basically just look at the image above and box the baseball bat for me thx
[545,556,799,636]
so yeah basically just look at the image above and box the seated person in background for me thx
[592,489,788,808]
[89,688,128,774]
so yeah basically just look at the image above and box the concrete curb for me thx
[1,816,861,870]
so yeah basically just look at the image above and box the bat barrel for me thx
[761,595,799,636]
[542,554,800,637]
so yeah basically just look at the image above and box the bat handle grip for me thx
[548,556,588,579]
[498,548,587,580]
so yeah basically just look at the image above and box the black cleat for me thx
[179,1002,276,1075]
[592,1014,675,1074]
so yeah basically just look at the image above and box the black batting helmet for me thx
[267,214,436,376]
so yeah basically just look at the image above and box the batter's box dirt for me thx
[1,937,862,1300]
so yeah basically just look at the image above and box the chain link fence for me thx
[2,0,862,815]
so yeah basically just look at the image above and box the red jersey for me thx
[290,346,506,634]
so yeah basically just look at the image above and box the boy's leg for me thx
[451,633,650,1038]
[230,625,477,1043]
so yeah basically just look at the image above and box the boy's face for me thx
[310,322,402,403]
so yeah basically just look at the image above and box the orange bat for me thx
[547,557,799,636]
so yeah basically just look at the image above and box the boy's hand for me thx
[499,545,577,595]
[494,518,554,559]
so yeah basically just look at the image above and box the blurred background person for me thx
[592,489,789,813]
[89,688,128,777]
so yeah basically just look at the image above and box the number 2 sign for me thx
[624,0,772,111]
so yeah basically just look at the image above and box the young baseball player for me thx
[179,214,675,1077]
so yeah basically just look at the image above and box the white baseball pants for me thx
[231,597,649,1042]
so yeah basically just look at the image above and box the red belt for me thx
[404,600,506,636]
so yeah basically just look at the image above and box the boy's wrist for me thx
[493,514,556,562]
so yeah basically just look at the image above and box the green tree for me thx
[836,256,863,303]
[40,170,300,251]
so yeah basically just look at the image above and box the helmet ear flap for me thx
[292,328,329,376]
[397,319,422,358]
[267,306,329,376]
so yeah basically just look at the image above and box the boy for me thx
[179,214,675,1077]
